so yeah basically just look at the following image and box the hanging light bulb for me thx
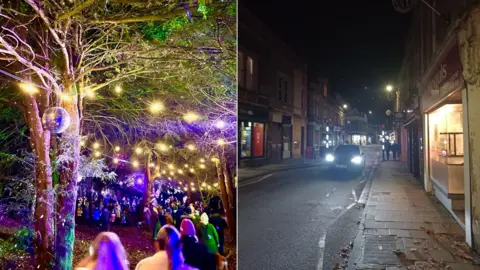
[113,158,119,164]
[157,143,168,151]
[132,160,139,168]
[135,147,143,154]
[18,82,39,94]
[215,120,226,129]
[114,146,120,152]
[149,163,155,168]
[199,164,206,169]
[94,151,101,157]
[114,85,122,94]
[150,101,164,114]
[92,142,100,149]
[189,168,195,173]
[178,169,184,174]
[213,183,219,187]
[183,112,200,123]
[199,158,205,163]
[186,144,196,151]
[217,138,226,146]
[168,164,174,170]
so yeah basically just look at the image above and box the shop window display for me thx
[240,121,265,158]
[428,104,464,194]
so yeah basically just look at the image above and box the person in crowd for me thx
[93,206,101,229]
[174,206,185,229]
[100,205,111,232]
[75,232,129,270]
[84,202,90,225]
[165,208,175,226]
[383,140,391,161]
[150,204,160,241]
[144,204,151,225]
[158,206,166,227]
[199,213,219,256]
[135,225,197,270]
[115,201,121,224]
[180,219,215,270]
[208,209,228,255]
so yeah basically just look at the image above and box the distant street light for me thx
[386,85,393,92]
[369,110,372,114]
[343,104,348,109]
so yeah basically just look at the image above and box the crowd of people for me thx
[75,190,229,270]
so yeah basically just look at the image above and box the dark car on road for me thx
[325,144,366,174]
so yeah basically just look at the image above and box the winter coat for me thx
[200,223,219,255]
[181,236,216,270]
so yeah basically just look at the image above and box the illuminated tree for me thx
[0,0,235,268]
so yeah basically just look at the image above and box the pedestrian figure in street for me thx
[383,141,391,161]
[180,219,216,270]
[100,206,111,232]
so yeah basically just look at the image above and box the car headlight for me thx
[326,154,334,162]
[351,156,362,164]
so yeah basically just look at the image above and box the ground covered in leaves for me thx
[0,218,236,269]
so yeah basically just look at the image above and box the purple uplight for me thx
[136,178,143,184]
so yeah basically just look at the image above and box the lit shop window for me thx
[240,121,265,158]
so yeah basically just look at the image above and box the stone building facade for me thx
[398,0,480,250]
[238,6,307,167]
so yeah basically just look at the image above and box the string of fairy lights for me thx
[18,82,232,192]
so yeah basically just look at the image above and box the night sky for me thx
[241,0,412,124]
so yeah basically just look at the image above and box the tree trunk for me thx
[141,153,153,220]
[215,160,236,243]
[24,96,55,269]
[54,97,81,270]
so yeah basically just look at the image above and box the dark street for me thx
[238,146,380,269]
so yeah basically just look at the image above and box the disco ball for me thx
[42,107,71,133]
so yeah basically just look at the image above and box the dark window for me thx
[284,81,288,103]
[278,77,283,101]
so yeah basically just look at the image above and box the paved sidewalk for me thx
[238,157,326,183]
[350,161,480,270]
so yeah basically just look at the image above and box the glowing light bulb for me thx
[149,163,155,168]
[178,169,183,174]
[92,142,100,149]
[169,171,174,176]
[189,168,195,173]
[184,164,189,168]
[132,161,139,168]
[150,101,164,113]
[113,158,119,164]
[202,182,207,187]
[162,170,166,174]
[155,166,160,170]
[19,82,39,94]
[59,93,72,101]
[157,143,168,151]
[94,151,101,157]
[186,144,196,151]
[183,112,200,123]
[199,164,206,169]
[80,141,85,146]
[191,187,196,191]
[200,158,205,163]
[114,146,120,152]
[135,147,142,154]
[217,138,226,146]
[190,182,194,186]
[213,183,219,187]
[168,164,174,170]
[86,89,95,98]
[114,85,122,94]
[183,187,188,191]
[215,120,226,129]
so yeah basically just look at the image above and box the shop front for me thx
[421,37,467,229]
[238,104,269,167]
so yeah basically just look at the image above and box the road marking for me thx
[317,233,326,270]
[346,203,356,210]
[360,180,365,183]
[238,173,274,187]
[352,189,358,202]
